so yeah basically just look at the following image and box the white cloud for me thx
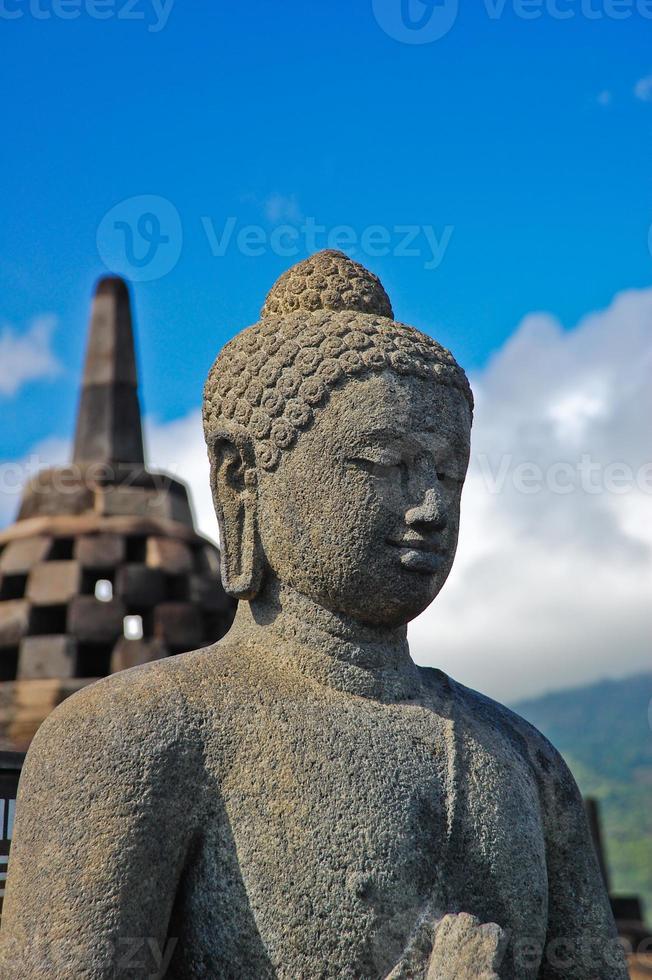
[0,316,62,397]
[410,288,652,702]
[634,75,652,102]
[143,288,651,702]
[596,90,612,107]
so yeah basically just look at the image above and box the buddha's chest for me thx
[171,699,548,979]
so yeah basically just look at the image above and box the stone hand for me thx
[385,910,509,980]
[426,912,509,980]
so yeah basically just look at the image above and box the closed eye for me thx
[346,457,404,478]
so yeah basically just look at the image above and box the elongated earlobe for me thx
[208,430,264,599]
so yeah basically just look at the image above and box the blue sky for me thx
[1,0,651,461]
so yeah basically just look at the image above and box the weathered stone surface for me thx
[146,536,193,574]
[0,537,51,575]
[66,595,125,644]
[261,248,393,318]
[0,253,626,979]
[26,562,80,606]
[0,601,29,648]
[75,533,125,569]
[426,913,509,979]
[18,637,76,681]
[383,911,509,979]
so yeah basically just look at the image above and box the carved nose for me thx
[405,486,446,529]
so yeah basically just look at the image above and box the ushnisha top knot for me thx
[261,249,394,319]
[204,251,473,472]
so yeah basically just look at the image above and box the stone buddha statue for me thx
[0,251,626,979]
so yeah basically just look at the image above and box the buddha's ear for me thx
[207,426,264,600]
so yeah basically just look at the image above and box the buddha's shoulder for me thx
[418,666,574,783]
[28,637,255,758]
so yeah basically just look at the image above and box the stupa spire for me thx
[72,276,145,466]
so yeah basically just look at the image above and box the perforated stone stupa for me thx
[0,277,235,750]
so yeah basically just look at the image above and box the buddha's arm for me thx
[538,748,628,980]
[0,680,197,979]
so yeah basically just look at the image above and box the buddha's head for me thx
[203,250,473,629]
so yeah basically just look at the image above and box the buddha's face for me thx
[256,372,471,628]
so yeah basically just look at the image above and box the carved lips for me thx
[386,534,446,573]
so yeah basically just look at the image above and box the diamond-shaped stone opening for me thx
[123,614,143,640]
[94,579,114,602]
[166,574,189,601]
[81,569,115,596]
[125,607,153,636]
[48,538,74,560]
[125,536,147,563]
[29,605,68,635]
[0,575,27,601]
[0,647,18,681]
[76,642,112,678]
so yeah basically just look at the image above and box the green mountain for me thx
[512,672,652,921]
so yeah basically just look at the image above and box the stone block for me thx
[0,601,30,647]
[115,564,166,607]
[96,486,168,520]
[18,636,77,680]
[168,492,194,526]
[75,533,125,569]
[26,562,80,605]
[16,469,95,520]
[153,602,203,649]
[110,637,167,673]
[146,537,193,574]
[67,595,125,644]
[188,574,231,613]
[0,537,51,575]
